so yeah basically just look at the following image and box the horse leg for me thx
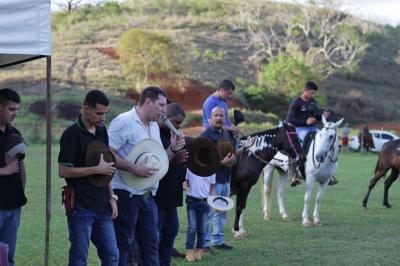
[277,170,290,221]
[362,167,388,208]
[313,179,329,225]
[233,185,249,238]
[302,175,314,226]
[383,168,399,208]
[262,165,274,220]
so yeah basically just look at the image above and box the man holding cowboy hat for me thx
[58,90,119,265]
[0,88,27,266]
[108,86,185,266]
[201,106,236,250]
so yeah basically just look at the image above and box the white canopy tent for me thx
[0,1,52,265]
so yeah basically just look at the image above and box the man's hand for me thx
[170,149,188,164]
[96,153,115,176]
[109,197,118,219]
[221,152,236,167]
[306,117,316,125]
[170,133,186,152]
[0,159,20,175]
[134,155,159,178]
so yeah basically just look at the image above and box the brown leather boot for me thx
[186,249,195,262]
[194,248,203,261]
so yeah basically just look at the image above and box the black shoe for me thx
[203,246,213,254]
[328,177,339,186]
[212,243,233,250]
[290,178,302,187]
[171,247,185,258]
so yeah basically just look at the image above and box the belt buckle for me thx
[143,190,150,199]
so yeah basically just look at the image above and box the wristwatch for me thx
[110,194,118,201]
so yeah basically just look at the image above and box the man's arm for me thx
[287,98,307,126]
[59,154,115,179]
[202,99,216,128]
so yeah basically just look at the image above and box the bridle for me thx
[311,125,338,169]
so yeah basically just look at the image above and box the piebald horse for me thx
[261,116,343,226]
[231,122,302,238]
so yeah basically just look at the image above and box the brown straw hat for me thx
[86,141,116,187]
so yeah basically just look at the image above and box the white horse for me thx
[261,116,343,226]
[262,152,297,221]
[302,116,343,226]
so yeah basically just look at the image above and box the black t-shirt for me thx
[287,97,323,127]
[0,125,27,210]
[58,116,110,213]
[155,127,186,209]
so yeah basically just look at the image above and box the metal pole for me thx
[44,55,52,266]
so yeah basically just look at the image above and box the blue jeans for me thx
[296,126,318,144]
[185,199,209,249]
[113,190,159,266]
[203,209,213,247]
[0,208,21,266]
[211,183,230,246]
[66,203,119,266]
[158,207,179,266]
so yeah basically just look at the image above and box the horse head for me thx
[276,121,303,160]
[315,116,344,163]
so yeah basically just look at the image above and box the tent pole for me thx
[44,55,52,266]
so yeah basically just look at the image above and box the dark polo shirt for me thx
[0,124,27,210]
[155,127,186,209]
[58,116,110,213]
[201,126,235,184]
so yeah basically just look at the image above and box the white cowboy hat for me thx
[120,139,169,191]
[207,196,234,212]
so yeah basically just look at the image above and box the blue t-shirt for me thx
[202,95,231,128]
[201,127,235,184]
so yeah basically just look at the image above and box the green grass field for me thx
[15,147,400,265]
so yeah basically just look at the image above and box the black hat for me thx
[187,137,220,177]
[85,141,116,187]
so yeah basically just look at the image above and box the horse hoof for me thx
[302,221,312,227]
[384,204,392,208]
[233,231,247,239]
[282,216,291,222]
[264,214,272,220]
[314,220,322,226]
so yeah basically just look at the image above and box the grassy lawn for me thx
[16,147,400,265]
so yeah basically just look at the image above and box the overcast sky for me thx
[52,0,400,26]
[276,0,400,26]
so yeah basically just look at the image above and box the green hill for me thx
[1,0,400,127]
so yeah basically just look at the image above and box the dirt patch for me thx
[125,75,244,113]
[93,47,119,59]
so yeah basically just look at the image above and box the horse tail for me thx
[374,156,380,174]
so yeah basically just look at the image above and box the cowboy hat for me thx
[217,139,234,159]
[86,141,116,187]
[207,196,234,212]
[5,134,26,161]
[120,139,169,191]
[186,137,220,177]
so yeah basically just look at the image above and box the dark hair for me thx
[0,88,21,106]
[218,79,235,91]
[138,86,166,106]
[83,90,109,108]
[305,81,318,91]
[167,102,185,118]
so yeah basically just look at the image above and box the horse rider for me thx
[286,81,338,186]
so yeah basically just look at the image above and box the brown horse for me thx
[359,125,374,152]
[231,122,302,238]
[362,139,400,208]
